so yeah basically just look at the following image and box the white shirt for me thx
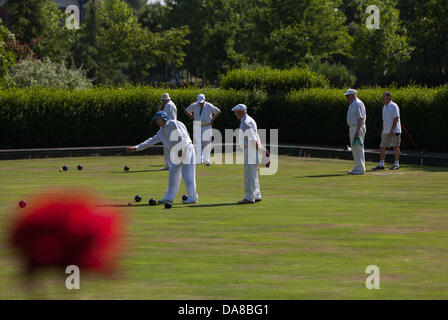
[135,120,191,152]
[163,101,177,120]
[382,101,401,134]
[186,102,220,126]
[347,97,366,127]
[240,114,259,147]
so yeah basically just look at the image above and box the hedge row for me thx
[282,86,448,151]
[0,87,268,148]
[220,67,330,93]
[1,86,447,151]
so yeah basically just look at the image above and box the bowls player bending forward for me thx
[127,111,198,204]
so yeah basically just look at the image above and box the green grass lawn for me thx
[0,155,447,299]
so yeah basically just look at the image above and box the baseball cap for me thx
[152,111,170,121]
[231,104,247,112]
[197,94,206,103]
[344,89,357,96]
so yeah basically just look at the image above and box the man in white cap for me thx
[185,94,222,166]
[127,111,198,204]
[373,91,401,170]
[158,93,178,170]
[345,88,367,175]
[232,104,267,204]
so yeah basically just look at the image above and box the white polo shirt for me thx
[239,114,259,147]
[382,101,401,134]
[347,97,366,127]
[135,120,191,152]
[186,102,220,126]
[163,101,177,120]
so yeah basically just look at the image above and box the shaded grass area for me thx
[0,155,447,299]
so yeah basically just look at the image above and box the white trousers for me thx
[201,125,212,163]
[163,146,172,168]
[349,125,366,173]
[163,144,198,202]
[243,148,261,202]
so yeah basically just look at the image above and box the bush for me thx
[7,59,92,89]
[0,87,267,148]
[0,86,446,151]
[307,61,356,88]
[220,67,329,93]
[284,86,448,151]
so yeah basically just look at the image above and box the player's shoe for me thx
[347,170,365,175]
[238,199,255,204]
[160,166,170,171]
[372,165,385,170]
[182,199,198,204]
[255,198,262,202]
[390,164,400,170]
[204,160,212,166]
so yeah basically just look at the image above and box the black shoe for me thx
[372,165,385,171]
[390,165,400,170]
[255,199,262,202]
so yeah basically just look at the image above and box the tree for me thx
[397,0,448,85]
[351,0,413,85]
[0,20,16,81]
[35,1,78,63]
[72,0,102,82]
[4,0,51,44]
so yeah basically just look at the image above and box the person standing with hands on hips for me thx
[345,89,367,175]
[158,93,178,170]
[373,92,401,171]
[185,94,222,166]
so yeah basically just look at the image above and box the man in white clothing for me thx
[232,104,267,204]
[345,88,367,175]
[185,94,222,166]
[373,92,401,171]
[127,111,198,204]
[158,93,178,170]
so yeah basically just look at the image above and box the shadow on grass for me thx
[185,203,241,208]
[111,169,163,174]
[296,173,349,178]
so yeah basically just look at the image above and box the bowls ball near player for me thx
[77,165,83,171]
[182,195,188,201]
[124,166,130,172]
[134,195,142,202]
[19,200,26,208]
[62,165,68,171]
[164,203,172,209]
[149,198,157,206]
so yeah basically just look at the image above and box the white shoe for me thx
[160,166,170,171]
[183,199,198,204]
[348,170,365,175]
[204,160,212,166]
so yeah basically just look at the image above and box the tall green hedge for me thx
[284,86,448,151]
[220,67,330,93]
[0,86,447,151]
[0,87,268,148]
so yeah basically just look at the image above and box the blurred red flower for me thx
[11,190,124,274]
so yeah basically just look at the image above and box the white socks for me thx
[394,161,399,167]
[379,160,385,167]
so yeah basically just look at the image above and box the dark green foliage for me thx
[0,87,267,148]
[220,68,330,93]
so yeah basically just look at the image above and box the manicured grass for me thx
[0,155,447,299]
